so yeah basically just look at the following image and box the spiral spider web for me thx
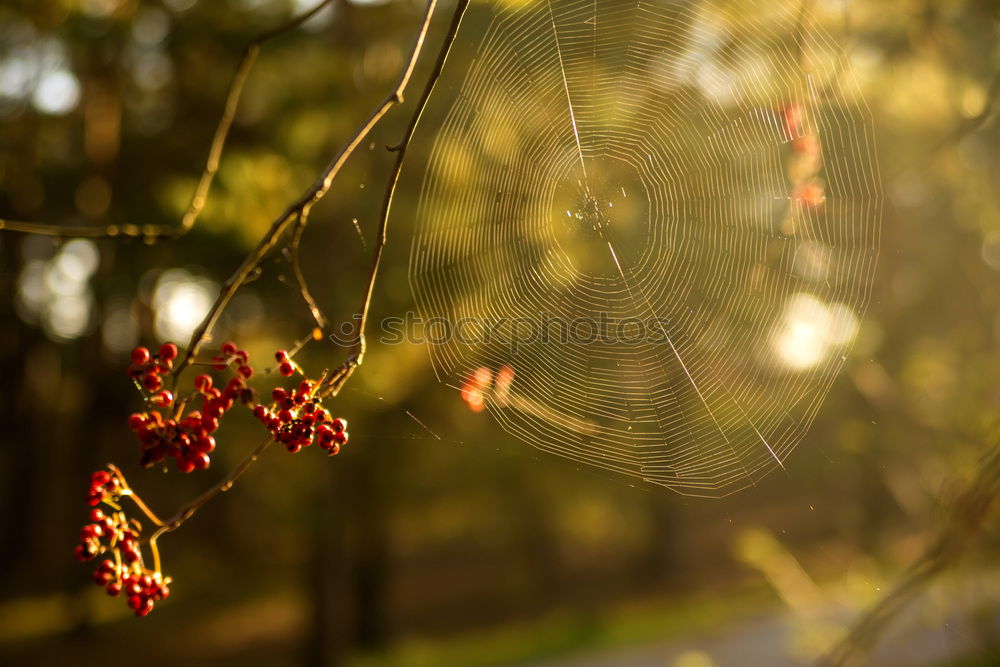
[406,0,880,496]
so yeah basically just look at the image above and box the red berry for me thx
[136,598,154,617]
[234,349,248,364]
[128,414,147,430]
[237,365,254,379]
[107,581,122,596]
[131,347,151,365]
[151,390,173,408]
[331,418,347,433]
[252,405,268,420]
[275,350,288,362]
[158,343,178,361]
[81,524,102,539]
[194,374,213,392]
[176,457,195,474]
[213,355,227,370]
[332,431,348,446]
[279,362,294,377]
[191,452,210,470]
[193,436,216,453]
[221,342,237,356]
[143,373,163,392]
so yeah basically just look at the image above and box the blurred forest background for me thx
[1,0,999,665]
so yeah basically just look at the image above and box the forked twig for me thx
[331,0,473,399]
[288,211,328,330]
[5,0,472,557]
[0,0,337,241]
[171,0,450,383]
[148,436,276,543]
[147,0,467,540]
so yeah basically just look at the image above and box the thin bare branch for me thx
[11,0,471,567]
[357,0,472,363]
[149,436,276,541]
[0,0,336,241]
[143,0,470,541]
[172,0,446,383]
[288,211,328,329]
[889,70,1000,184]
[319,0,472,403]
[817,435,1000,666]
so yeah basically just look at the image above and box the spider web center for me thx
[549,155,650,278]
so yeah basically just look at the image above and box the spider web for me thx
[406,0,881,497]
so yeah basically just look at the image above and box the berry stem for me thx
[122,491,166,528]
[149,435,275,541]
[107,464,166,526]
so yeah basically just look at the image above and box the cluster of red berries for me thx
[274,349,298,377]
[74,506,141,564]
[213,341,254,379]
[253,378,348,455]
[87,469,122,507]
[780,102,826,209]
[84,341,356,618]
[130,409,216,472]
[76,468,172,617]
[92,560,171,617]
[127,342,256,472]
[128,343,178,393]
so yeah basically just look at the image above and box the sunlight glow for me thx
[982,231,1000,272]
[153,269,218,342]
[16,240,99,340]
[32,69,80,115]
[774,293,859,370]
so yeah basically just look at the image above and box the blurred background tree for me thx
[0,0,999,666]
